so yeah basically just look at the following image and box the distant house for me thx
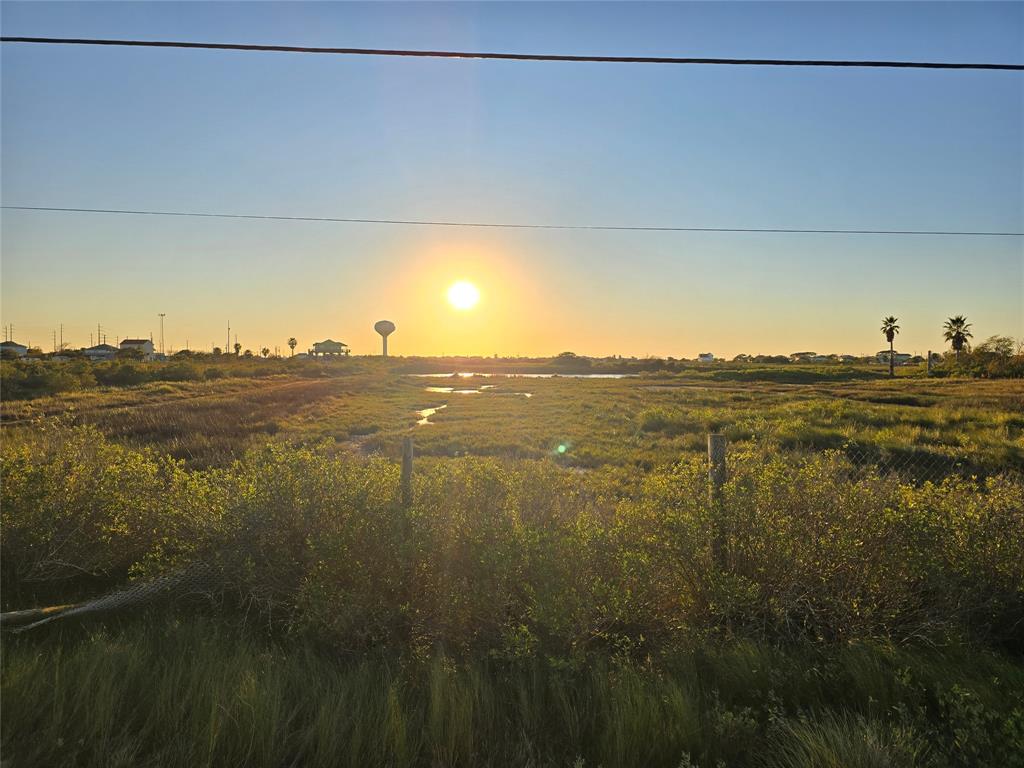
[82,343,119,362]
[789,352,817,362]
[697,352,715,363]
[120,338,155,361]
[0,340,28,358]
[876,350,913,365]
[312,339,350,357]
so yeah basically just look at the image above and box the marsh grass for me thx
[4,615,1023,768]
[4,372,1021,479]
[3,374,1023,767]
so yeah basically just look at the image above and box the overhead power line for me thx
[3,206,1020,237]
[2,37,1022,70]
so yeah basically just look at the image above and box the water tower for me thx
[374,320,396,357]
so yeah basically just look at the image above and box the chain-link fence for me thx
[709,430,1024,488]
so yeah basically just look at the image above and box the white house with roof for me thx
[697,352,715,363]
[0,340,28,358]
[312,339,349,357]
[82,343,119,362]
[120,338,155,361]
[876,350,913,365]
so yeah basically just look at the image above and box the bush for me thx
[95,362,149,386]
[155,362,203,382]
[3,426,1022,654]
[0,359,96,398]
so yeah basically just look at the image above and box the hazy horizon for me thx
[2,2,1022,358]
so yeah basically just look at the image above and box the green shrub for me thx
[3,426,1022,653]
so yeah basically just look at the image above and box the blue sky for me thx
[2,1,1021,357]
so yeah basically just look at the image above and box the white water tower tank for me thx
[374,320,396,357]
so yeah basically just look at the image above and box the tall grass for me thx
[3,424,1024,766]
[4,616,1023,768]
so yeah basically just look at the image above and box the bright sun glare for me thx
[447,280,480,310]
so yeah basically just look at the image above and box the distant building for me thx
[697,352,715,363]
[82,343,119,362]
[120,339,155,361]
[312,339,350,357]
[0,340,28,358]
[876,350,913,365]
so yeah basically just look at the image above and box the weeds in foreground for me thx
[3,616,1023,768]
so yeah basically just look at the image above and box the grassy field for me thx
[2,363,1023,766]
[3,362,1022,475]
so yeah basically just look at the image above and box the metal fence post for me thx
[401,436,414,507]
[708,433,727,503]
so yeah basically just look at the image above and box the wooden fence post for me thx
[708,433,727,568]
[707,433,727,503]
[926,350,932,377]
[401,436,414,507]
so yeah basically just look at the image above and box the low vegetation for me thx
[3,419,1023,766]
[2,335,1022,401]
[5,616,1022,768]
[3,368,1022,767]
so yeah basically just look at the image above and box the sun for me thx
[447,280,480,310]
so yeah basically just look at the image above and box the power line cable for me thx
[2,37,1021,70]
[3,205,1020,237]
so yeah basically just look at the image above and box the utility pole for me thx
[53,330,57,352]
[226,322,230,353]
[158,313,166,355]
[59,323,63,351]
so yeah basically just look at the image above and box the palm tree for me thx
[943,315,973,365]
[880,316,899,378]
[233,342,241,356]
[260,347,270,358]
[287,337,297,357]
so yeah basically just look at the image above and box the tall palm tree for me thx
[233,341,241,357]
[943,316,973,365]
[880,316,900,378]
[287,337,297,357]
[260,347,270,358]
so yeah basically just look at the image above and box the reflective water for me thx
[409,372,634,379]
[414,381,533,425]
[415,404,448,426]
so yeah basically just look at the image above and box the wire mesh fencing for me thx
[719,432,1024,487]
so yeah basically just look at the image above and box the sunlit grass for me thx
[4,615,1022,768]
